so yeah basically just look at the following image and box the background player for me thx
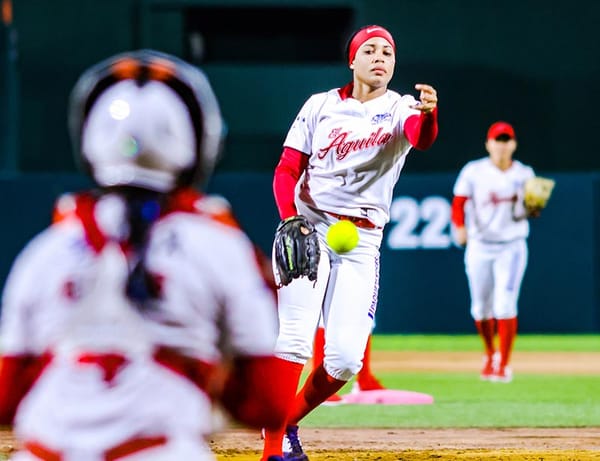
[263,25,439,461]
[0,50,291,461]
[451,121,540,383]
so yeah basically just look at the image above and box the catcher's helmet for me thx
[68,49,224,192]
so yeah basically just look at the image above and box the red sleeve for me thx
[451,196,468,227]
[0,354,51,424]
[403,107,439,150]
[219,356,292,430]
[273,147,309,219]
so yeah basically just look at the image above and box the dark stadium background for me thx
[1,0,599,333]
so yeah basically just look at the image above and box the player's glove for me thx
[524,176,555,217]
[273,215,320,287]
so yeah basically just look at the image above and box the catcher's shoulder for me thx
[191,194,241,229]
[160,193,247,241]
[161,206,255,261]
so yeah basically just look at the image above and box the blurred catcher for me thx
[0,50,290,461]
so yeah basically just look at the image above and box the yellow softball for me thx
[326,220,359,254]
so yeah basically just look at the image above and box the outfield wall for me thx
[1,172,598,334]
[3,1,600,175]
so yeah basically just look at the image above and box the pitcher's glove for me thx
[273,215,320,287]
[524,176,555,217]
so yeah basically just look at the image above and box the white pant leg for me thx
[465,241,496,321]
[465,239,528,320]
[274,248,331,363]
[492,239,528,319]
[322,249,379,381]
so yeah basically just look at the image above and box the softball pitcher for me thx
[263,25,439,461]
[451,121,537,383]
[0,50,289,461]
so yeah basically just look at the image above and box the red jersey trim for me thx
[338,82,354,100]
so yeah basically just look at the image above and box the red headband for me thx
[348,25,396,66]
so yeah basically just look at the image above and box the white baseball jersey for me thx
[284,88,421,228]
[453,157,535,243]
[1,192,278,461]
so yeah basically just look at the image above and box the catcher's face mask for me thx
[68,50,225,192]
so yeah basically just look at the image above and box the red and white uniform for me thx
[0,189,281,461]
[273,83,438,380]
[290,86,424,228]
[452,157,535,320]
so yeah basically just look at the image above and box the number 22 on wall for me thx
[386,196,453,250]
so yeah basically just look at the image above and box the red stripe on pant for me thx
[24,435,167,460]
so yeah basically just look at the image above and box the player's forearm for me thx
[273,173,298,219]
[404,107,439,150]
[273,147,308,219]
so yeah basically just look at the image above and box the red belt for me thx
[24,435,168,461]
[75,348,217,395]
[325,211,381,229]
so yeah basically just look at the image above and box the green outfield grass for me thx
[371,333,600,352]
[302,334,600,428]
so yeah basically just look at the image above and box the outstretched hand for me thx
[410,83,438,113]
[453,225,467,247]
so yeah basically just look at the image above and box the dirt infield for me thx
[368,350,600,374]
[2,427,598,460]
[209,427,600,460]
[1,350,599,460]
